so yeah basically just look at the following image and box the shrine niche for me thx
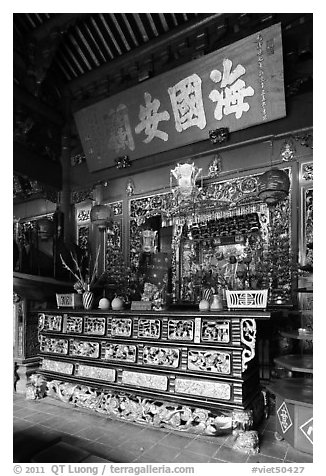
[129,169,293,305]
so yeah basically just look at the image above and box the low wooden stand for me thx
[267,326,313,455]
[267,378,313,454]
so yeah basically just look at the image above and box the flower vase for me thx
[210,294,223,311]
[202,287,213,303]
[83,290,94,310]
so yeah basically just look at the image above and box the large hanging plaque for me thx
[75,23,285,172]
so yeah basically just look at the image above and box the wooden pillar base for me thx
[14,357,40,394]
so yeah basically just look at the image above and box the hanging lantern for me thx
[37,218,54,240]
[90,203,112,230]
[258,168,290,205]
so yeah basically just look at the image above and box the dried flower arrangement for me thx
[60,247,100,292]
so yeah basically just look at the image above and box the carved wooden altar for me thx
[36,308,270,438]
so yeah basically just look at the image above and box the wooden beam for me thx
[31,13,88,41]
[67,13,225,94]
[14,84,64,126]
[14,141,62,189]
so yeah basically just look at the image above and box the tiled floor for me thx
[13,393,313,464]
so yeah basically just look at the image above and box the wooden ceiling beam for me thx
[67,13,226,94]
[14,141,62,189]
[31,13,88,41]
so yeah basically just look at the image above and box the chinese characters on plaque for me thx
[75,24,285,172]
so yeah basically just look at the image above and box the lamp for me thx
[257,139,290,206]
[257,168,290,205]
[90,203,112,231]
[37,217,54,240]
[161,162,230,227]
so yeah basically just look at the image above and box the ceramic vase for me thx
[111,296,124,311]
[98,297,110,310]
[210,294,223,311]
[202,287,213,303]
[199,299,210,311]
[82,291,94,310]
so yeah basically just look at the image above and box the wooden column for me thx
[60,125,73,243]
[13,295,40,393]
[92,184,106,277]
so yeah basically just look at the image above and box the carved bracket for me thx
[240,318,257,372]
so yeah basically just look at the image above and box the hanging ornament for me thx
[280,138,296,161]
[115,155,131,169]
[209,127,229,144]
[257,168,290,205]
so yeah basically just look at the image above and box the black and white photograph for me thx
[10,4,317,473]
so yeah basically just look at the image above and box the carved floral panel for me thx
[38,313,62,332]
[39,336,68,355]
[76,364,116,382]
[41,359,73,375]
[301,162,313,182]
[201,320,230,343]
[121,370,168,391]
[69,339,100,358]
[143,346,180,368]
[108,201,123,216]
[110,318,132,337]
[187,350,231,374]
[77,225,89,252]
[84,317,106,335]
[65,316,83,334]
[168,319,194,340]
[175,378,231,400]
[102,343,137,363]
[138,319,161,339]
[105,220,123,271]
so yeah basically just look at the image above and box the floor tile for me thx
[209,457,227,463]
[142,443,181,462]
[133,456,162,463]
[247,453,283,463]
[213,445,249,463]
[259,433,289,460]
[72,440,118,460]
[13,393,312,464]
[74,425,112,441]
[102,446,140,463]
[135,428,167,446]
[30,441,90,463]
[13,417,35,433]
[13,427,62,462]
[158,432,192,450]
[284,447,313,463]
[172,451,210,463]
[81,454,112,462]
[183,438,220,458]
[14,407,40,419]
